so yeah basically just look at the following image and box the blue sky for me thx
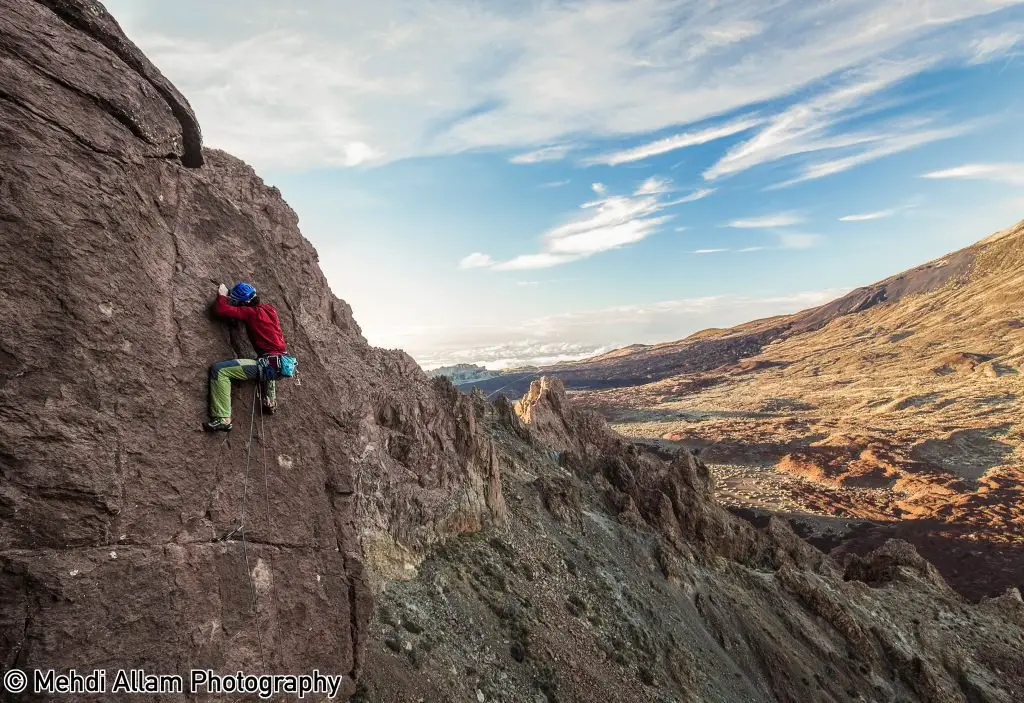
[106,0,1024,368]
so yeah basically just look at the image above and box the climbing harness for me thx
[257,352,298,380]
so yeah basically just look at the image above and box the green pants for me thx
[208,359,276,420]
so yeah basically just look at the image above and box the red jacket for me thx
[213,294,287,356]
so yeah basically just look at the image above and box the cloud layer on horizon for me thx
[398,288,846,369]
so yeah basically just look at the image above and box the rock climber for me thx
[203,282,287,432]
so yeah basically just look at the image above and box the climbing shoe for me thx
[262,398,277,415]
[203,419,233,433]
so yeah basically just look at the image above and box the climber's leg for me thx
[205,359,260,431]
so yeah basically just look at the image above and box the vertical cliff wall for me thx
[0,1,504,695]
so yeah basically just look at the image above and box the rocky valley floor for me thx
[572,225,1024,601]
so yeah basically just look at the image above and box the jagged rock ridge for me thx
[360,379,1024,701]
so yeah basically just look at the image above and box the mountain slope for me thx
[462,229,987,398]
[358,379,1024,702]
[573,220,1024,600]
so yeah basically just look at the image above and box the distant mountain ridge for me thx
[459,222,1010,398]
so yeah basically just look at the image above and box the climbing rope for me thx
[238,382,268,673]
[217,367,286,674]
[260,386,271,527]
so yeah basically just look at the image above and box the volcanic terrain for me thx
[481,223,1024,601]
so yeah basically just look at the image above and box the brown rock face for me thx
[0,1,502,696]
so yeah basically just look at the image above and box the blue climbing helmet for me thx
[228,282,257,304]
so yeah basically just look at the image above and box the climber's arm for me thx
[212,286,249,321]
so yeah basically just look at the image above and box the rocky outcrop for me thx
[515,378,768,565]
[0,1,503,696]
[0,0,201,165]
[843,538,951,590]
[359,378,1024,701]
[357,375,507,585]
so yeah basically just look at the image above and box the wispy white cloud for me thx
[770,121,976,188]
[630,178,716,202]
[725,212,804,229]
[107,0,1024,170]
[692,233,820,254]
[459,252,495,269]
[587,115,763,166]
[704,60,933,181]
[691,20,766,58]
[670,187,717,204]
[540,179,571,188]
[635,176,673,195]
[493,253,581,271]
[702,20,1017,187]
[465,178,681,270]
[839,208,901,222]
[968,31,1022,63]
[534,205,670,258]
[443,2,1024,160]
[921,162,1024,185]
[511,144,574,164]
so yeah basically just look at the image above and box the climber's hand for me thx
[218,283,228,297]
